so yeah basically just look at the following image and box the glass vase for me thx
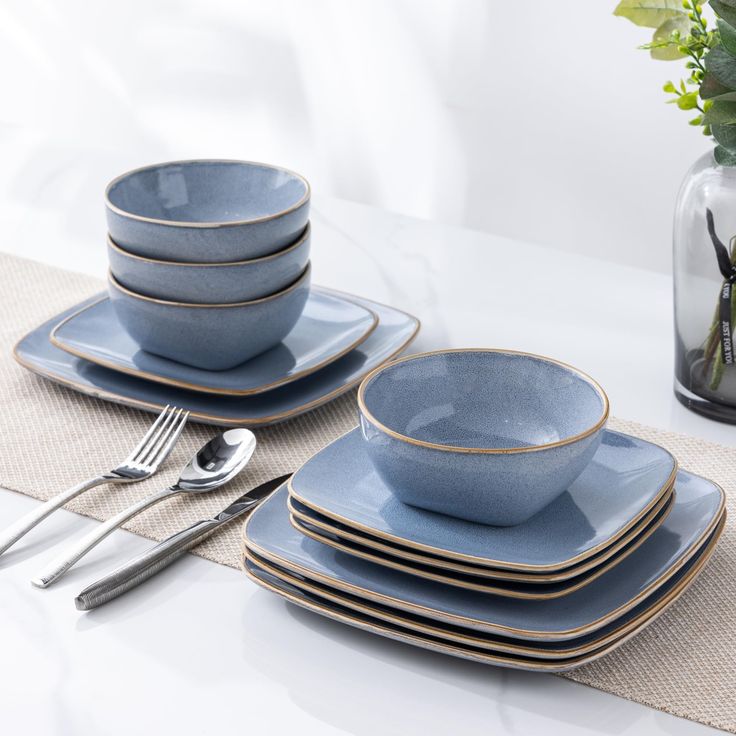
[674,149,736,422]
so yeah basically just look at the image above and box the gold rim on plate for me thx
[242,516,724,670]
[287,484,675,583]
[50,296,379,397]
[241,488,725,639]
[243,517,721,660]
[286,491,675,599]
[13,289,421,426]
[105,158,311,228]
[357,348,610,455]
[287,439,678,571]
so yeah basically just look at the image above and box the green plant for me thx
[616,1,736,390]
[614,0,736,163]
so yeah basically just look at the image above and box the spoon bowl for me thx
[178,428,257,491]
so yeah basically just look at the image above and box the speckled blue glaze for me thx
[105,160,310,262]
[289,428,676,569]
[107,265,311,371]
[107,224,311,304]
[290,489,673,579]
[244,521,716,665]
[245,474,723,638]
[358,350,609,526]
[52,291,376,395]
[289,492,673,596]
[13,289,420,427]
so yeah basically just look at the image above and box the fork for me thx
[0,405,189,557]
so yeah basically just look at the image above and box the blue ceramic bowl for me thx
[105,160,310,263]
[107,224,311,304]
[108,264,311,371]
[358,349,609,526]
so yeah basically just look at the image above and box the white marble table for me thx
[0,197,729,735]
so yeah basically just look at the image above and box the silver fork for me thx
[0,405,189,557]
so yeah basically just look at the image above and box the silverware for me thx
[31,427,257,588]
[0,406,188,558]
[75,474,290,610]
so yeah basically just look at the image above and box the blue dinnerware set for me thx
[10,160,725,672]
[243,350,726,672]
[14,160,420,425]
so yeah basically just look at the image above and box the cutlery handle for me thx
[31,487,176,588]
[0,475,113,556]
[75,517,223,610]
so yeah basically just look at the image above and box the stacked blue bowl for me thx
[104,160,312,371]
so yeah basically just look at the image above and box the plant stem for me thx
[706,235,736,390]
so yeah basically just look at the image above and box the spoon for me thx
[31,428,257,588]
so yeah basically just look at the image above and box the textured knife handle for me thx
[0,475,111,556]
[31,488,175,588]
[75,518,222,610]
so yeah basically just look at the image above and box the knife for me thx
[74,474,291,611]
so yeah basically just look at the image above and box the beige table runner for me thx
[1,253,734,732]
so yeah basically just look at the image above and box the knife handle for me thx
[74,517,222,611]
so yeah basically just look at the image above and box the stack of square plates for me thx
[14,290,420,426]
[243,428,726,672]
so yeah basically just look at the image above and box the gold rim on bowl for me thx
[105,159,311,228]
[107,262,311,309]
[357,347,610,455]
[106,223,311,267]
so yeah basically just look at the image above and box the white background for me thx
[0,5,731,732]
[0,0,713,274]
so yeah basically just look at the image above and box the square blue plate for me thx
[14,288,420,427]
[243,474,724,640]
[286,490,675,597]
[243,519,720,670]
[288,427,677,571]
[50,291,379,396]
[287,486,674,582]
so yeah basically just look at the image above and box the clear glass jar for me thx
[674,149,736,422]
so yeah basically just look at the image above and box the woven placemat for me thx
[0,252,734,732]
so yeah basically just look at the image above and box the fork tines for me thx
[123,406,190,474]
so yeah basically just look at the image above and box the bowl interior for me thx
[107,161,308,224]
[361,351,606,450]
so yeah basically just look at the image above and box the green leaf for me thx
[700,72,736,98]
[718,18,736,55]
[663,80,677,92]
[677,91,700,108]
[714,144,736,164]
[711,0,736,27]
[704,45,736,88]
[613,0,686,28]
[712,123,736,148]
[708,90,736,101]
[703,100,736,123]
[651,15,691,58]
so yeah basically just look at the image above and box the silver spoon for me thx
[31,428,257,588]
